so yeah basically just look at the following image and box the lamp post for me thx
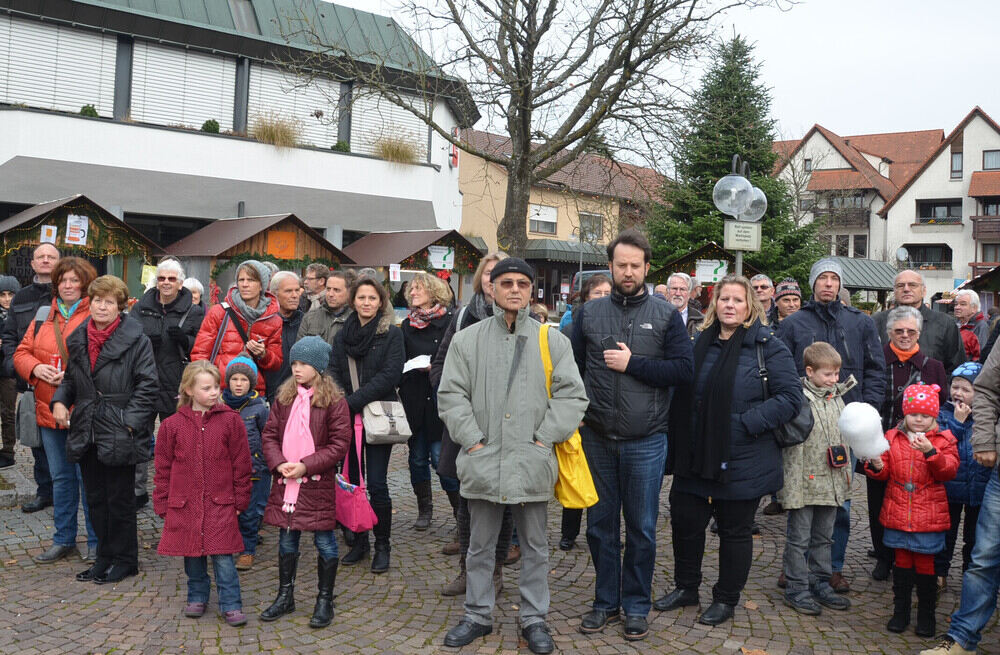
[713,155,767,276]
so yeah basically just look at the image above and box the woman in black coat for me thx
[658,275,802,626]
[398,272,456,532]
[328,277,404,573]
[51,275,160,585]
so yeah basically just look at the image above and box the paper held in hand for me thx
[402,355,432,374]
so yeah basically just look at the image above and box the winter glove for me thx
[166,325,186,344]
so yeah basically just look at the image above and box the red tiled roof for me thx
[968,171,1000,197]
[771,139,800,174]
[813,125,898,201]
[844,130,944,186]
[807,169,870,191]
[461,129,665,203]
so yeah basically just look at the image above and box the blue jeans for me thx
[238,475,271,554]
[582,428,667,616]
[278,528,338,560]
[40,426,96,548]
[184,554,242,612]
[948,467,1000,651]
[407,431,459,492]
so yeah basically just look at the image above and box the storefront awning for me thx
[523,238,607,266]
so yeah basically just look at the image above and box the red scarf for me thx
[407,303,447,329]
[87,316,121,370]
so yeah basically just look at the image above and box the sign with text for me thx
[724,220,762,252]
[389,264,401,282]
[427,245,454,270]
[64,214,89,246]
[695,259,727,284]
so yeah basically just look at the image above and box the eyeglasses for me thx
[891,328,918,336]
[157,276,178,282]
[752,285,771,290]
[497,279,531,290]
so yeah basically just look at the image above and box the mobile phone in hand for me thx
[600,336,620,351]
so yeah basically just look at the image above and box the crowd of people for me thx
[0,236,998,655]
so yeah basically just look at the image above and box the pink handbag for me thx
[335,415,378,532]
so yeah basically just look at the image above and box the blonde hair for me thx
[473,251,508,294]
[409,272,452,308]
[177,361,221,410]
[275,371,343,408]
[700,274,769,331]
[531,303,549,322]
[804,341,842,370]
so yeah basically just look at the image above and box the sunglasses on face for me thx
[891,328,918,336]
[497,279,531,290]
[752,285,771,290]
[157,276,178,282]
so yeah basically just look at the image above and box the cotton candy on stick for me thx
[837,402,889,459]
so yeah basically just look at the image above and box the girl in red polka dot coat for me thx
[864,383,958,639]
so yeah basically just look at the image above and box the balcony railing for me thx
[896,260,953,271]
[812,207,869,229]
[972,216,1000,240]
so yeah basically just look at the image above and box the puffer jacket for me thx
[262,394,351,531]
[296,298,351,346]
[228,392,270,477]
[328,315,405,415]
[864,426,959,533]
[778,376,856,509]
[1,281,52,387]
[133,286,205,414]
[190,288,283,392]
[154,404,252,556]
[873,305,966,373]
[959,313,989,360]
[940,402,991,506]
[670,320,802,501]
[777,299,885,407]
[438,306,589,504]
[13,298,90,428]
[52,314,160,466]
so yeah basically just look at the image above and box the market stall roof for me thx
[827,256,897,291]
[522,238,607,266]
[648,242,761,283]
[957,264,1000,291]
[343,230,480,267]
[165,213,351,263]
[0,193,162,254]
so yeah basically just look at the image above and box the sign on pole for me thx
[427,245,454,270]
[724,220,762,252]
[695,259,727,284]
[388,264,401,282]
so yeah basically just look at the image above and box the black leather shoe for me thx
[654,587,699,611]
[698,602,735,626]
[135,493,149,511]
[22,496,53,513]
[94,564,138,585]
[623,615,648,641]
[579,608,621,633]
[0,453,15,469]
[522,622,554,654]
[371,544,390,574]
[34,544,78,563]
[443,619,492,647]
[76,562,111,582]
[871,559,891,581]
[558,537,575,551]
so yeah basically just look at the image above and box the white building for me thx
[0,1,478,247]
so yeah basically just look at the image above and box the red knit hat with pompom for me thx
[902,383,940,418]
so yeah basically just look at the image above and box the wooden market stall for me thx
[164,214,353,303]
[342,230,486,304]
[0,194,161,297]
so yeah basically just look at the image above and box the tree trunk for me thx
[498,159,532,258]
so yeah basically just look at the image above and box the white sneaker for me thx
[919,637,976,655]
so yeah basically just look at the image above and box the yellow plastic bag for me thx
[539,325,598,509]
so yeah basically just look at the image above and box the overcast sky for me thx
[333,0,996,140]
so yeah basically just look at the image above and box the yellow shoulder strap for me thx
[539,324,553,398]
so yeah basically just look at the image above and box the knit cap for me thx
[238,260,271,294]
[489,257,535,283]
[226,356,258,388]
[289,335,332,375]
[951,361,982,386]
[0,275,21,294]
[809,258,843,291]
[773,278,801,301]
[902,383,941,418]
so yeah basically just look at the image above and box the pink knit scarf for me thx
[280,385,317,513]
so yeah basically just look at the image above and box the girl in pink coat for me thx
[154,361,252,627]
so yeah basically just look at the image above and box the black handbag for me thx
[756,343,813,448]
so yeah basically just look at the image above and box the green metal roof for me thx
[829,256,897,291]
[523,239,607,266]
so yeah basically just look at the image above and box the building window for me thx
[804,158,812,172]
[985,150,1000,170]
[578,212,604,241]
[984,200,1000,216]
[951,152,963,179]
[917,200,962,224]
[853,234,867,258]
[983,243,1000,263]
[798,196,815,211]
[829,194,863,209]
[528,204,558,235]
[835,235,849,256]
[903,244,952,270]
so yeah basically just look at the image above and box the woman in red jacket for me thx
[865,383,959,638]
[190,261,282,394]
[259,336,351,629]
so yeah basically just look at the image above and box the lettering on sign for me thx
[724,220,762,252]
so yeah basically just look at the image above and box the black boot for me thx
[887,566,914,633]
[915,573,937,637]
[260,552,299,621]
[341,531,369,565]
[372,504,392,574]
[309,556,338,629]
[412,481,433,531]
[445,488,461,519]
[341,525,355,548]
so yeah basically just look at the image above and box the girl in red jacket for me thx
[864,383,959,639]
[154,361,252,627]
[259,336,351,629]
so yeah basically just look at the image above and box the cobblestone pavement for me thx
[1,443,997,655]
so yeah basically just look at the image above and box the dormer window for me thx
[804,158,812,172]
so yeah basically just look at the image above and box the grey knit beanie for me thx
[289,336,332,375]
[809,258,843,291]
[238,260,271,294]
[0,275,21,294]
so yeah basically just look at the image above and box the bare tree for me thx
[279,0,763,256]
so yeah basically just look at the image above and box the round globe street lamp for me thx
[714,155,765,275]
